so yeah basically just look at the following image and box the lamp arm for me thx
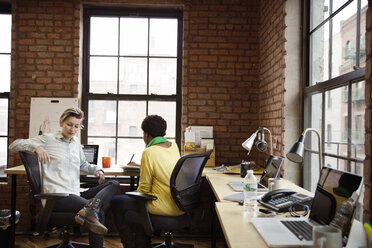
[262,127,273,155]
[303,128,322,172]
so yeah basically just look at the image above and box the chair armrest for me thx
[125,191,157,201]
[34,193,69,200]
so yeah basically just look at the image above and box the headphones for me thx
[255,127,268,152]
[289,203,310,217]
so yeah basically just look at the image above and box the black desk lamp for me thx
[286,128,322,173]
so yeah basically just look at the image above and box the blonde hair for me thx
[60,107,85,128]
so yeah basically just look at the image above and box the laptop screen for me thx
[309,167,363,241]
[82,144,99,165]
[259,155,284,187]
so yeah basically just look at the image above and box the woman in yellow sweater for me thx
[111,115,183,248]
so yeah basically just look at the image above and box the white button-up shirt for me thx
[9,132,101,195]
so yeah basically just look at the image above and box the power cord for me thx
[288,203,310,217]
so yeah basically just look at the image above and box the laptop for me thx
[82,144,99,165]
[251,167,363,247]
[228,155,284,191]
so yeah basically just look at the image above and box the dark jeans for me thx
[53,180,120,248]
[111,195,151,248]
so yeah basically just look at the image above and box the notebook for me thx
[251,167,363,247]
[82,144,99,165]
[227,155,284,192]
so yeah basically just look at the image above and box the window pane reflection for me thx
[310,0,329,30]
[0,55,10,92]
[118,101,146,137]
[89,57,118,94]
[149,19,177,57]
[120,18,148,56]
[351,81,365,161]
[0,99,8,136]
[324,87,348,157]
[90,17,118,56]
[0,14,11,53]
[88,100,117,136]
[119,58,147,94]
[310,24,329,85]
[148,101,176,138]
[117,138,144,165]
[149,58,177,95]
[331,0,357,78]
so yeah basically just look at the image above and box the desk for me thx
[206,173,312,248]
[4,164,139,248]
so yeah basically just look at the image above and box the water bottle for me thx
[243,170,258,213]
[329,192,357,238]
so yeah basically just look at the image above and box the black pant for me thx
[53,180,120,248]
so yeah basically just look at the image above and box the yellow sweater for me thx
[137,142,184,216]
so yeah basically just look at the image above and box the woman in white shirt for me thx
[9,107,119,248]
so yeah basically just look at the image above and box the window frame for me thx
[0,3,11,179]
[302,0,366,190]
[81,6,183,163]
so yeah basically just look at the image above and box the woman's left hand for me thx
[96,170,105,184]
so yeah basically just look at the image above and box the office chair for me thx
[125,150,213,248]
[19,151,89,248]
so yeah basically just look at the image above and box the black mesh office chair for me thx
[125,150,212,248]
[19,151,89,248]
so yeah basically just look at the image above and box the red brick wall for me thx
[257,0,286,164]
[364,0,372,222]
[182,0,261,165]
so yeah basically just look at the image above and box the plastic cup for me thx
[102,157,111,168]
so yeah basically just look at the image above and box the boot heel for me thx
[74,214,85,226]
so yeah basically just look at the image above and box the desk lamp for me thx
[242,127,273,155]
[286,128,322,173]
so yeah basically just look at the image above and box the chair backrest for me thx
[19,152,42,195]
[170,150,212,215]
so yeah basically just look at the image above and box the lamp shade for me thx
[242,132,257,154]
[286,135,305,163]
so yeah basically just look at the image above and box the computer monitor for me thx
[82,144,99,165]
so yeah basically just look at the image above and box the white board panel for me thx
[29,98,78,138]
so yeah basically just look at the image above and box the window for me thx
[304,0,367,220]
[0,4,11,178]
[82,7,182,165]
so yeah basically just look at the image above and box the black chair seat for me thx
[150,214,190,231]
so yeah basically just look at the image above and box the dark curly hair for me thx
[141,115,167,138]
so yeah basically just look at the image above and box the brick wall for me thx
[257,0,286,165]
[364,0,372,222]
[182,0,261,166]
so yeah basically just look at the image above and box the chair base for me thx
[45,241,90,248]
[152,242,193,248]
[44,226,89,248]
[152,232,194,248]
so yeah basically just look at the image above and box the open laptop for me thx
[82,144,99,165]
[251,167,363,247]
[228,155,284,191]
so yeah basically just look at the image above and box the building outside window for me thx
[304,0,367,220]
[82,7,182,165]
[0,4,11,178]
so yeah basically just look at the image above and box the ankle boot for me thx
[75,198,108,234]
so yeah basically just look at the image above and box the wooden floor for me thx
[15,233,226,248]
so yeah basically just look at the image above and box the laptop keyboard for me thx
[281,220,313,241]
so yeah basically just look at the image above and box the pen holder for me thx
[240,162,250,178]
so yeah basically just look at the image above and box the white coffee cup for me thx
[312,225,342,248]
[268,178,282,191]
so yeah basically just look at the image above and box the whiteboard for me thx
[29,98,78,138]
